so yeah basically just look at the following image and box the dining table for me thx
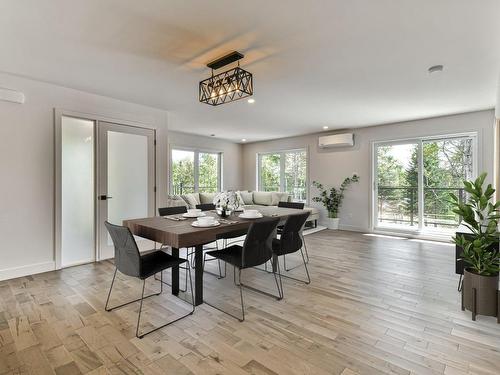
[123,206,306,306]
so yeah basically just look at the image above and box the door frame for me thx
[54,109,157,269]
[370,131,478,237]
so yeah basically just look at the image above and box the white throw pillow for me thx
[235,191,246,207]
[239,191,254,205]
[253,191,273,206]
[271,192,290,206]
[199,192,217,204]
[180,193,200,208]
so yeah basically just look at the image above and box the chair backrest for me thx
[278,212,310,255]
[104,221,141,278]
[158,206,187,216]
[278,201,305,209]
[241,217,280,268]
[196,203,216,211]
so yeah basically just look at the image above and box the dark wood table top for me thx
[124,206,306,248]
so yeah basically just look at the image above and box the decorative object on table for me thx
[312,174,359,230]
[450,172,500,322]
[239,209,263,219]
[214,191,239,217]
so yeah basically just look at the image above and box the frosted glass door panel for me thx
[61,117,95,267]
[107,131,148,245]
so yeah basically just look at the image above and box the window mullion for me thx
[194,151,199,192]
[417,140,424,232]
[280,152,286,192]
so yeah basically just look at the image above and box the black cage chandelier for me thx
[199,51,253,106]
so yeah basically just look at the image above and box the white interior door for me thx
[98,122,156,260]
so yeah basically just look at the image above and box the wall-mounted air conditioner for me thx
[318,133,354,148]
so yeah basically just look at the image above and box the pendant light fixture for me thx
[199,51,253,106]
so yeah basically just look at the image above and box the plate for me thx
[191,220,220,228]
[183,212,206,218]
[239,213,264,219]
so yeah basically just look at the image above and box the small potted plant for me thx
[450,172,500,321]
[312,174,359,230]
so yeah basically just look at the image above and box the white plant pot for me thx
[326,217,340,230]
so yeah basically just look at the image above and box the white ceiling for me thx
[1,0,499,142]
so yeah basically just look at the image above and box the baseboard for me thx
[303,225,327,235]
[0,261,55,282]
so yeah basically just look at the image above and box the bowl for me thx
[197,216,216,225]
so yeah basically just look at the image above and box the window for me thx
[170,148,221,194]
[373,134,476,234]
[258,149,307,202]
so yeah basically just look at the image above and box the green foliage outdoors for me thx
[377,139,473,227]
[450,173,500,276]
[312,175,359,218]
[171,152,218,193]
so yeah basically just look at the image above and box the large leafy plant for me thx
[312,174,359,218]
[450,172,500,276]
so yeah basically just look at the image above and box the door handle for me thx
[98,195,113,201]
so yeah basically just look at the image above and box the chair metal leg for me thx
[237,261,282,301]
[106,266,195,339]
[202,262,245,321]
[457,273,463,292]
[203,252,226,279]
[105,267,161,312]
[277,249,311,288]
[301,233,309,263]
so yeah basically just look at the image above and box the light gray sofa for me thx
[167,191,319,227]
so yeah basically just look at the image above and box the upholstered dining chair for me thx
[203,217,281,321]
[104,221,194,339]
[271,212,311,298]
[277,201,310,267]
[195,203,216,211]
[156,206,191,291]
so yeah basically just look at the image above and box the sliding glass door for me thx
[373,134,476,235]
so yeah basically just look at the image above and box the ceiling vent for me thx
[318,133,354,148]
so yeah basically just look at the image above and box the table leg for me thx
[171,247,179,295]
[194,244,203,306]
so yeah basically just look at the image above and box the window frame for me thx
[256,147,309,203]
[169,146,223,194]
[371,132,478,236]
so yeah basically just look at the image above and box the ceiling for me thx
[1,0,499,142]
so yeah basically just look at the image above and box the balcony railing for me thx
[377,186,465,228]
[172,184,218,195]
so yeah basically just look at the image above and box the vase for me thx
[326,217,340,230]
[462,268,499,320]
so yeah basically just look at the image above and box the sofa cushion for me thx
[239,191,254,205]
[167,195,188,208]
[253,191,273,206]
[235,191,246,207]
[180,193,200,208]
[271,192,290,206]
[199,192,217,204]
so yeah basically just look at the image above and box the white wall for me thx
[0,73,168,280]
[168,131,243,191]
[242,110,496,232]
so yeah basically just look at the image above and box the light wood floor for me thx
[1,230,500,375]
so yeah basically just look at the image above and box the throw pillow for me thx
[239,191,254,205]
[271,192,290,206]
[253,191,273,206]
[180,193,200,208]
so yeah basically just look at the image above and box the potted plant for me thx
[450,172,500,320]
[312,174,359,230]
[213,191,238,217]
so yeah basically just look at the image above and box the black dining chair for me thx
[203,217,281,321]
[158,205,188,216]
[196,203,216,211]
[104,221,194,339]
[271,212,311,298]
[277,201,310,266]
[156,206,191,291]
